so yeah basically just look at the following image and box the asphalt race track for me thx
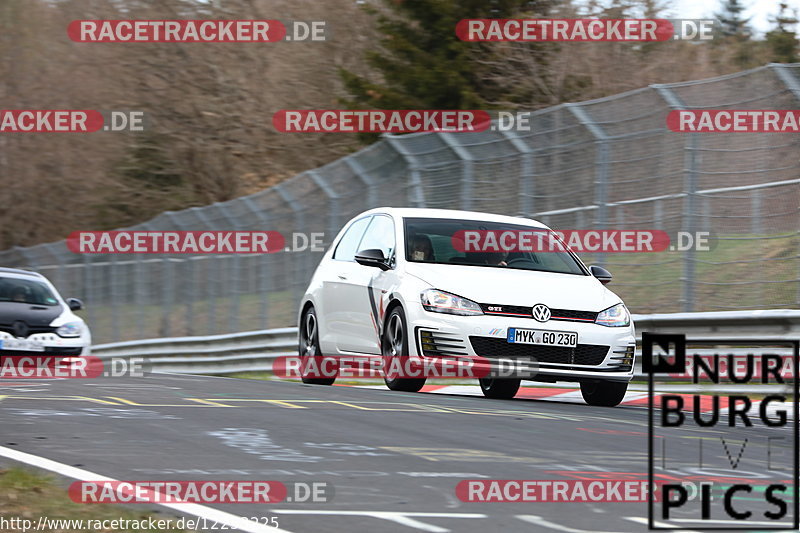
[0,374,795,532]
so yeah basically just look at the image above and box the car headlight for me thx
[56,322,83,338]
[595,303,630,327]
[420,289,483,316]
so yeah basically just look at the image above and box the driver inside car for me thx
[409,234,435,262]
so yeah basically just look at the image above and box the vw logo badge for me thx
[531,304,551,322]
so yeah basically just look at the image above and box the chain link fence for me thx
[1,63,799,344]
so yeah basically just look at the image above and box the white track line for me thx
[270,510,486,533]
[0,446,293,533]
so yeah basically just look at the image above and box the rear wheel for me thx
[479,378,521,399]
[580,380,627,407]
[298,307,336,385]
[382,307,426,392]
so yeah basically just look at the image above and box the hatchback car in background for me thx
[297,208,635,406]
[0,267,91,357]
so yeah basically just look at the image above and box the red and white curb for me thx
[338,384,787,415]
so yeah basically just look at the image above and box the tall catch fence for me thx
[1,64,799,343]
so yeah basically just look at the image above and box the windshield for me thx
[0,276,60,306]
[404,217,587,275]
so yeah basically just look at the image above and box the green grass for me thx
[585,232,799,314]
[0,467,192,532]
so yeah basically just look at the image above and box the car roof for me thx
[0,267,45,279]
[360,207,548,229]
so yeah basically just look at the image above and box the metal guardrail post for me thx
[566,104,609,267]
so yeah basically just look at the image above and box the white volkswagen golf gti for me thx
[297,208,636,406]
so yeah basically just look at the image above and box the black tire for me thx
[298,307,336,385]
[382,306,426,392]
[580,380,628,407]
[479,378,521,399]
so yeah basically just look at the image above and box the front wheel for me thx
[298,307,336,385]
[382,307,426,392]
[479,378,521,399]
[580,380,628,407]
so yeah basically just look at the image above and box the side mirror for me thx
[355,249,391,271]
[66,298,83,311]
[590,265,612,285]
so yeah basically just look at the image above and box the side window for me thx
[333,217,371,261]
[357,215,395,260]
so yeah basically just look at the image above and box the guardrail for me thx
[91,310,800,376]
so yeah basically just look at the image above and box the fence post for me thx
[499,129,535,216]
[654,199,663,230]
[383,135,426,208]
[242,196,274,329]
[437,132,474,210]
[751,189,762,235]
[212,203,247,334]
[345,155,379,207]
[165,212,193,336]
[770,63,800,100]
[276,184,307,307]
[307,170,341,248]
[81,251,97,339]
[566,104,609,267]
[654,85,697,312]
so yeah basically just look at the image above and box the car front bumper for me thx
[405,305,636,383]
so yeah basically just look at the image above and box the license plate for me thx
[0,338,45,352]
[507,328,577,348]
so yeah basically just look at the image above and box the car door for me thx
[320,216,372,351]
[335,214,396,355]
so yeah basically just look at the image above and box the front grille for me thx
[469,336,609,366]
[550,309,597,322]
[417,329,468,357]
[0,325,58,338]
[478,304,597,323]
[0,347,84,356]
